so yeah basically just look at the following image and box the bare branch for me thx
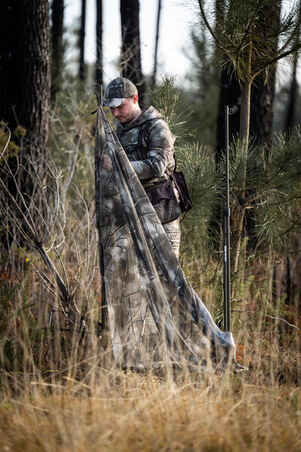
[0,125,11,160]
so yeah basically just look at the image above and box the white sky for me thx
[64,0,196,86]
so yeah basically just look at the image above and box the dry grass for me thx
[0,249,300,451]
[1,124,301,451]
[0,369,300,452]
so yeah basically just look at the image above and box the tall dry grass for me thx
[0,199,300,451]
[1,91,301,451]
[0,365,300,451]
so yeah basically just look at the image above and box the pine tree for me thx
[0,0,50,249]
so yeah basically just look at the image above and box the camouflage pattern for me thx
[163,217,181,258]
[103,77,138,107]
[116,105,181,253]
[95,106,236,372]
[116,106,176,182]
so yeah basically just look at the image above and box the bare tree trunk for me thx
[211,0,240,245]
[215,67,241,165]
[0,0,50,248]
[151,0,162,90]
[0,0,50,148]
[215,0,240,166]
[250,72,277,148]
[51,0,65,102]
[79,0,87,82]
[240,80,251,149]
[95,0,103,96]
[285,0,301,135]
[120,0,145,104]
[285,53,299,135]
[250,1,281,149]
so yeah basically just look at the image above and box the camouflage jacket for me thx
[116,106,176,186]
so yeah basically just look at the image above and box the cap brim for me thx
[103,98,124,107]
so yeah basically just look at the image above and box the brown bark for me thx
[95,0,104,96]
[120,0,145,103]
[151,0,162,90]
[215,67,241,166]
[285,1,301,135]
[79,0,87,82]
[0,0,50,248]
[250,1,281,148]
[215,0,240,166]
[51,0,65,102]
[0,0,50,149]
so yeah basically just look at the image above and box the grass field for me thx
[0,366,300,451]
[0,240,300,452]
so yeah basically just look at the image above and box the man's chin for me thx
[119,118,131,125]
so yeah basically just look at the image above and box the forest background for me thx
[0,1,301,451]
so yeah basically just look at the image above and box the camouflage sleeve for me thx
[131,119,176,180]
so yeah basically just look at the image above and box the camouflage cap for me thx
[103,77,138,107]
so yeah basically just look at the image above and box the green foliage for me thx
[255,127,301,251]
[177,142,221,255]
[197,0,301,146]
[201,0,300,81]
[150,77,195,146]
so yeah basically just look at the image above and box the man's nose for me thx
[111,108,119,118]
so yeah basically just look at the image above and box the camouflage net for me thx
[95,107,236,373]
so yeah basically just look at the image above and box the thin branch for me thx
[0,125,11,160]
[266,314,301,331]
[233,310,301,331]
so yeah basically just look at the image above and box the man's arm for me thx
[131,119,176,181]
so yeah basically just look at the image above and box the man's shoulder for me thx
[136,106,164,126]
[141,106,162,122]
[139,107,168,134]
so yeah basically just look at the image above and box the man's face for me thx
[110,96,138,124]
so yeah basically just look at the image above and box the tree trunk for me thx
[151,0,162,90]
[250,1,281,149]
[0,0,50,248]
[246,2,280,249]
[211,0,240,245]
[0,0,50,145]
[285,53,299,135]
[215,67,241,166]
[120,0,145,104]
[79,0,87,82]
[250,72,277,148]
[284,0,301,135]
[51,0,65,102]
[215,0,240,166]
[95,0,104,96]
[240,80,251,149]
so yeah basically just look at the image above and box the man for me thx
[103,77,181,258]
[99,78,240,373]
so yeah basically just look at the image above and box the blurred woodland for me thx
[0,1,301,450]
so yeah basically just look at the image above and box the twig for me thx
[265,314,301,331]
[232,309,300,331]
[0,125,11,160]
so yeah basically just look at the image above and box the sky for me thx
[64,0,196,86]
